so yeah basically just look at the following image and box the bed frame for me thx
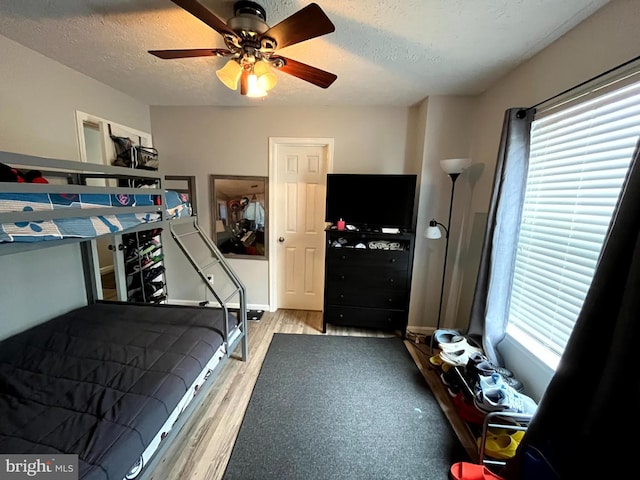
[0,150,248,480]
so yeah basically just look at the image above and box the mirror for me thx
[210,175,268,259]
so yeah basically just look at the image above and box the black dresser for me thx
[322,227,415,338]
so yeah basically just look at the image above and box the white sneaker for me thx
[438,334,483,353]
[439,345,483,366]
[474,384,537,416]
[477,373,507,390]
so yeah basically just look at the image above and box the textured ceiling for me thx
[0,0,609,107]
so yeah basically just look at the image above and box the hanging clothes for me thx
[243,201,265,229]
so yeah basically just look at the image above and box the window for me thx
[506,79,640,369]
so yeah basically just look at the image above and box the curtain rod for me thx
[518,53,640,117]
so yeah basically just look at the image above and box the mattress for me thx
[0,191,162,243]
[0,301,237,480]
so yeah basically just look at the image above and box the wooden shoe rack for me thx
[405,342,532,469]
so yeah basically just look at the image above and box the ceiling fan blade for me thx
[272,55,337,89]
[262,3,335,50]
[171,0,237,38]
[149,48,231,59]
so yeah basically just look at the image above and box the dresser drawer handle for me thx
[390,258,396,263]
[388,278,395,284]
[338,313,344,319]
[339,294,345,299]
[387,298,393,303]
[341,255,347,260]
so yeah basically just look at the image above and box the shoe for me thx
[476,372,524,394]
[478,432,519,460]
[474,381,538,416]
[433,328,462,348]
[472,370,524,393]
[477,373,510,391]
[440,367,465,393]
[479,427,525,459]
[502,375,524,392]
[451,391,486,425]
[466,353,524,392]
[467,351,514,378]
[450,461,505,480]
[440,345,483,367]
[439,335,483,353]
[429,354,446,371]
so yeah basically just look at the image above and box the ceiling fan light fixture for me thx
[246,73,267,97]
[150,1,337,95]
[216,59,242,90]
[254,61,278,91]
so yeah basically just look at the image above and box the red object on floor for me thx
[450,461,505,480]
[451,391,485,425]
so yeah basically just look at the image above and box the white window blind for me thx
[506,80,640,363]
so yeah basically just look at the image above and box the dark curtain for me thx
[466,108,534,365]
[503,137,640,478]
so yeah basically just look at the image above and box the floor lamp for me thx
[425,158,472,354]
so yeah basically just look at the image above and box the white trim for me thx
[267,137,335,311]
[74,111,154,305]
[167,298,269,312]
[74,110,153,172]
[406,326,433,336]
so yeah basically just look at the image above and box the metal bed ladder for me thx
[169,217,248,361]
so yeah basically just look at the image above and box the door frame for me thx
[74,111,153,301]
[268,137,334,311]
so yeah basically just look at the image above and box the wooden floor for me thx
[147,309,477,480]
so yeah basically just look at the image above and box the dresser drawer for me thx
[326,248,409,269]
[325,285,407,309]
[324,306,406,331]
[325,266,408,291]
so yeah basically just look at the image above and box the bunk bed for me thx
[0,151,248,480]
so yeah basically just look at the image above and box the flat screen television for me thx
[325,173,417,231]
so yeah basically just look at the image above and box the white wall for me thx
[151,106,423,308]
[409,96,477,334]
[461,0,640,401]
[0,34,151,339]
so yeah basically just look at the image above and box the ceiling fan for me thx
[149,0,337,97]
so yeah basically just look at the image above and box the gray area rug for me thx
[223,334,466,480]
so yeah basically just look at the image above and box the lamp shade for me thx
[424,220,442,239]
[440,158,472,174]
[254,61,278,91]
[216,60,242,90]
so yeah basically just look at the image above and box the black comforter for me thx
[0,301,235,480]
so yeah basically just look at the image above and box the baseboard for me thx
[167,298,269,312]
[406,326,433,336]
[100,265,114,275]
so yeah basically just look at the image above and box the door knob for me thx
[278,237,285,243]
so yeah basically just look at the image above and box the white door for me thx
[270,139,333,310]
